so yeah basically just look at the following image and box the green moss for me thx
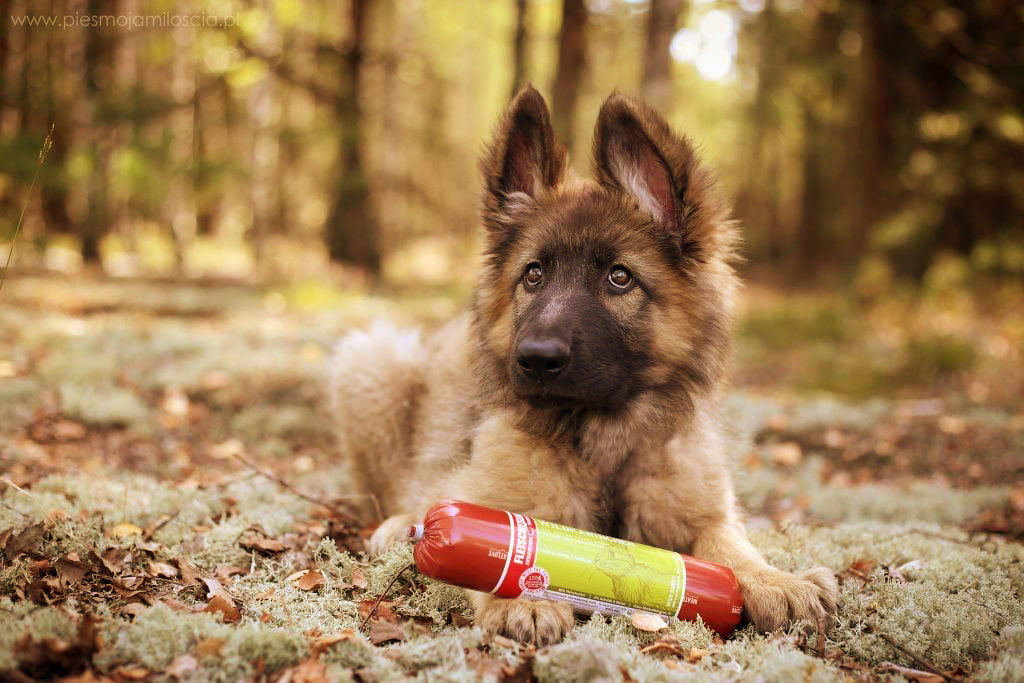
[977,627,1024,682]
[0,602,80,671]
[96,610,225,672]
[698,636,841,682]
[749,522,1024,672]
[534,635,637,683]
[0,377,42,426]
[59,383,150,427]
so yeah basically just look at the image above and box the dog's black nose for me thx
[516,338,570,381]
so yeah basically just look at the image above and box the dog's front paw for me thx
[737,566,839,632]
[471,593,574,646]
[366,514,416,556]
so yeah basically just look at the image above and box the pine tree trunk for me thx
[325,0,380,274]
[641,0,683,113]
[551,0,587,153]
[510,0,528,98]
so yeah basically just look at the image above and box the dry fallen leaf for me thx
[358,599,398,623]
[369,618,405,645]
[171,558,203,586]
[52,420,87,441]
[282,659,330,683]
[194,637,226,657]
[241,534,286,553]
[55,556,91,588]
[938,415,967,435]
[630,612,668,632]
[203,595,240,623]
[215,565,247,582]
[5,522,45,557]
[202,578,241,623]
[211,438,245,460]
[166,654,198,679]
[351,568,368,589]
[769,442,803,466]
[823,428,846,449]
[201,370,231,390]
[310,630,359,656]
[1009,487,1024,513]
[289,569,325,591]
[108,522,143,538]
[149,561,178,579]
[113,666,150,680]
[687,647,709,663]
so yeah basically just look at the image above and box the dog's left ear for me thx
[593,93,720,245]
[481,85,566,224]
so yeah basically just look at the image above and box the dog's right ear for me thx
[481,85,566,224]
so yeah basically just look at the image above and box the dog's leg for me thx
[447,413,603,645]
[619,426,839,632]
[366,513,417,556]
[689,520,839,631]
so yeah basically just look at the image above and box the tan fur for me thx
[330,87,838,646]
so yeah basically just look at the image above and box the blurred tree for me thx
[641,0,684,113]
[0,0,8,135]
[510,0,529,98]
[551,0,587,153]
[857,0,898,255]
[40,1,73,237]
[735,0,784,264]
[324,0,380,274]
[81,0,118,263]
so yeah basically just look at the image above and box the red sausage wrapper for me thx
[410,500,744,637]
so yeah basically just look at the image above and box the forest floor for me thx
[1,272,1023,682]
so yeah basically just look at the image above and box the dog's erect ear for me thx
[481,85,566,219]
[593,93,710,238]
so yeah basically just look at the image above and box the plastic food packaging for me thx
[410,499,744,637]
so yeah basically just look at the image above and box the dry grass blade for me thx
[359,563,415,632]
[1,125,54,296]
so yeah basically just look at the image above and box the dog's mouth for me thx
[512,381,627,412]
[521,393,585,409]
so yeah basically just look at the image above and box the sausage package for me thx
[410,499,744,637]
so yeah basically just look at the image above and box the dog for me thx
[329,86,839,645]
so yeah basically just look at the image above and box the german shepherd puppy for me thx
[329,86,839,645]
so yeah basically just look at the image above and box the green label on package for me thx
[527,519,687,617]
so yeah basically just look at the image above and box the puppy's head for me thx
[473,86,739,413]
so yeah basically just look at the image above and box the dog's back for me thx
[329,315,477,519]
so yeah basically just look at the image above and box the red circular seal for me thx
[518,567,549,596]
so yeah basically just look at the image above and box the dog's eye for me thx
[608,266,633,289]
[524,263,544,287]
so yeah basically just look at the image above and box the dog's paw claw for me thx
[738,566,839,632]
[473,595,574,646]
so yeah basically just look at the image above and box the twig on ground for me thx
[1,126,54,296]
[879,633,963,682]
[231,451,382,522]
[359,563,415,632]
[879,662,946,682]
